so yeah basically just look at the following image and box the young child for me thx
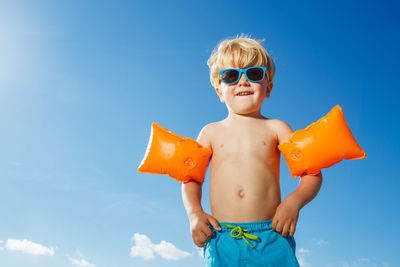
[181,36,323,266]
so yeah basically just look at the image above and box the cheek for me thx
[258,85,268,96]
[220,87,234,97]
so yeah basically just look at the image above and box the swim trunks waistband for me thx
[211,219,273,233]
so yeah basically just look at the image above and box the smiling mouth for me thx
[236,91,254,96]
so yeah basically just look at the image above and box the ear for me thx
[265,81,273,98]
[215,87,225,103]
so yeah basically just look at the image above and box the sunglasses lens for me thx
[221,69,239,84]
[246,67,265,82]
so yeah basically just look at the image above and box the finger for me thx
[201,223,214,237]
[202,228,214,240]
[289,222,296,236]
[274,221,283,233]
[208,216,222,231]
[194,236,204,248]
[282,223,290,237]
[200,230,208,241]
[271,218,277,231]
[202,229,215,243]
[196,231,208,246]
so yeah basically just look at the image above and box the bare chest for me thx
[211,123,279,165]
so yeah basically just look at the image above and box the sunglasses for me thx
[218,66,268,85]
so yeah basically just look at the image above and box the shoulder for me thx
[268,119,295,146]
[196,122,220,149]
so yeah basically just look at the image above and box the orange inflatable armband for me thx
[138,122,213,183]
[278,105,366,178]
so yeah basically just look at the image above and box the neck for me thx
[226,110,266,122]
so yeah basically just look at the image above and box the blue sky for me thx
[0,0,399,266]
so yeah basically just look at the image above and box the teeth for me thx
[238,92,252,96]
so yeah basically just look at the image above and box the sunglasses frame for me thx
[218,66,268,85]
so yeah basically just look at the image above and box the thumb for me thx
[208,216,221,231]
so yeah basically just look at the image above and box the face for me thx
[215,66,273,117]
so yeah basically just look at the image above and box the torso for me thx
[208,118,281,223]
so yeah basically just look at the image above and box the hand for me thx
[271,198,300,237]
[188,210,221,247]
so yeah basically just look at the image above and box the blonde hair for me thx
[207,35,275,88]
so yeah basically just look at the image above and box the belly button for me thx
[238,190,245,198]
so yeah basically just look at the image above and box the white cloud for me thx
[130,233,192,261]
[5,238,54,255]
[298,247,310,254]
[75,249,84,258]
[153,240,192,260]
[316,239,328,246]
[0,240,4,250]
[67,250,96,267]
[297,247,311,267]
[68,257,96,267]
[130,234,155,260]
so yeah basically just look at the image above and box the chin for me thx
[235,106,260,114]
[234,109,259,115]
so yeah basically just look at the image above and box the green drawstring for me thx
[220,224,259,248]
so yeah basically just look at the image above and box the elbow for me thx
[300,171,323,189]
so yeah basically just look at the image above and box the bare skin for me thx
[181,69,323,248]
[208,117,281,223]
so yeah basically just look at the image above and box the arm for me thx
[181,125,211,217]
[285,172,323,210]
[181,179,204,217]
[181,125,221,247]
[272,120,323,236]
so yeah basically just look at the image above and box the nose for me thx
[237,72,250,86]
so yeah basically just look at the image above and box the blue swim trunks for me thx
[203,219,300,267]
